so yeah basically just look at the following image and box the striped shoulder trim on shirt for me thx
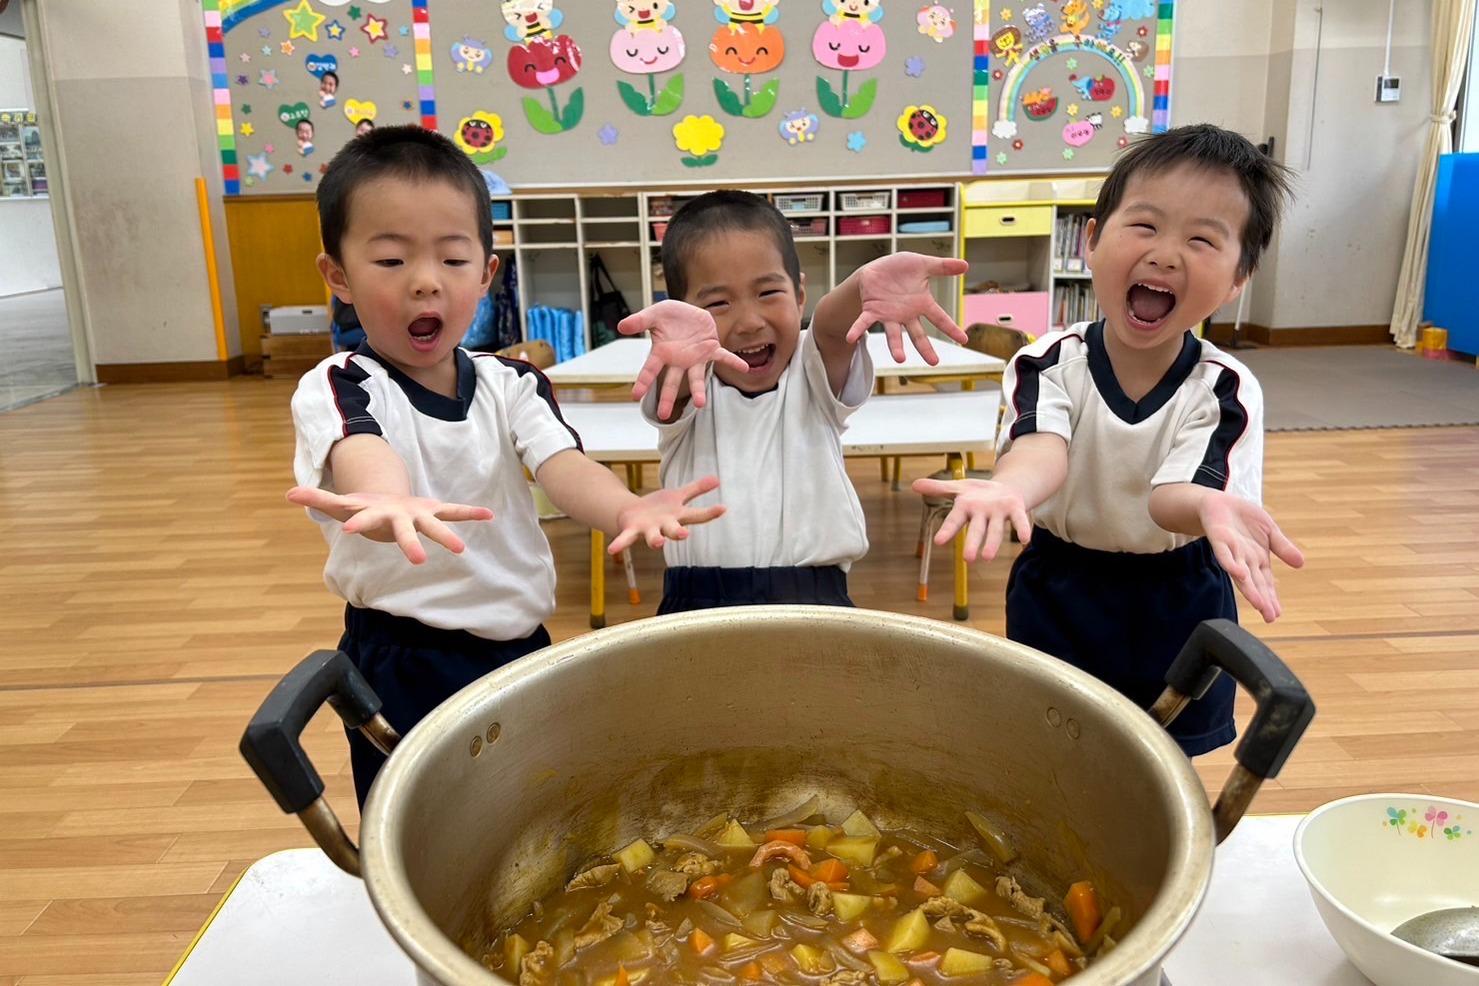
[1008,331,1084,441]
[473,353,583,451]
[326,353,382,440]
[1190,361,1250,491]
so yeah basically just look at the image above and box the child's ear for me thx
[317,252,352,304]
[1083,217,1097,269]
[796,271,807,312]
[482,252,500,293]
[1222,275,1248,306]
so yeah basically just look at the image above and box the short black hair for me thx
[661,190,801,301]
[321,70,339,85]
[1091,123,1293,279]
[316,124,492,260]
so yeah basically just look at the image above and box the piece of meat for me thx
[876,845,904,866]
[913,875,941,897]
[841,928,879,954]
[995,875,1045,920]
[769,866,805,902]
[807,881,834,916]
[573,900,623,950]
[566,863,620,891]
[645,868,690,902]
[820,971,869,985]
[674,852,722,878]
[963,912,1007,952]
[932,916,958,934]
[644,902,673,938]
[921,896,1006,951]
[749,841,812,869]
[518,940,554,986]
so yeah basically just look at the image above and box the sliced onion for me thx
[663,832,723,857]
[966,810,1018,865]
[826,942,873,973]
[756,794,821,831]
[697,900,743,929]
[935,847,994,879]
[778,911,829,931]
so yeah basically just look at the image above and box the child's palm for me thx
[609,475,727,554]
[847,252,970,364]
[911,475,1031,563]
[620,300,748,418]
[1199,491,1304,623]
[285,486,493,565]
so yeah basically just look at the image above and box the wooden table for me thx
[561,390,1001,626]
[543,335,1005,388]
[165,815,1367,985]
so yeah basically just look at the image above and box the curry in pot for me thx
[483,801,1120,985]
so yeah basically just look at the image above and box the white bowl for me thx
[1294,793,1479,986]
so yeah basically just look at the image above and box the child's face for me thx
[297,122,313,141]
[1086,163,1248,355]
[318,176,496,381]
[680,228,804,393]
[321,75,337,94]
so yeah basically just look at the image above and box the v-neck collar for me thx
[355,342,477,421]
[1085,320,1201,425]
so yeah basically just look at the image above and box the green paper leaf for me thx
[841,78,878,119]
[489,146,508,162]
[816,76,844,118]
[523,96,563,135]
[742,78,779,118]
[560,87,585,130]
[899,133,932,153]
[713,78,745,117]
[681,153,719,168]
[651,74,685,116]
[617,79,652,116]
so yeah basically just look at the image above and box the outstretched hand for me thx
[609,475,727,554]
[619,301,750,420]
[286,486,494,565]
[910,475,1032,563]
[845,252,971,364]
[1199,490,1304,623]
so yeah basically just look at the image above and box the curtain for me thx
[1388,0,1477,348]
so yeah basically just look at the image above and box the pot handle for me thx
[239,649,401,877]
[1148,620,1314,844]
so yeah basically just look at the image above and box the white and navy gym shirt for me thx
[291,344,581,640]
[641,329,874,570]
[998,320,1264,554]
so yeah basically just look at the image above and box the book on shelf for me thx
[1053,212,1090,273]
[1052,281,1101,329]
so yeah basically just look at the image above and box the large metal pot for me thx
[242,608,1313,985]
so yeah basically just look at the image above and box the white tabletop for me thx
[560,390,1003,463]
[167,815,1369,985]
[542,336,1005,387]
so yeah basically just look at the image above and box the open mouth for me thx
[837,53,860,68]
[407,315,444,353]
[732,342,775,375]
[1125,282,1176,332]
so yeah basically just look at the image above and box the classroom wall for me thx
[0,34,62,298]
[27,0,240,372]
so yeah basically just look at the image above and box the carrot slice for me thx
[739,961,763,981]
[1044,949,1072,977]
[1011,975,1056,986]
[690,928,716,955]
[765,828,807,846]
[615,966,630,986]
[909,850,938,875]
[1064,880,1101,943]
[811,859,849,884]
[788,864,816,888]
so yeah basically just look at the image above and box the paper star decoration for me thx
[303,172,314,183]
[1065,57,1077,70]
[261,44,272,56]
[362,14,388,43]
[1067,103,1079,116]
[905,57,925,78]
[401,63,413,74]
[235,74,249,86]
[348,46,361,57]
[1092,0,1104,8]
[241,104,252,114]
[283,163,294,174]
[383,43,399,58]
[1000,9,1012,21]
[995,151,1008,164]
[283,0,325,42]
[280,40,296,55]
[598,124,619,145]
[348,5,362,18]
[846,131,867,152]
[239,52,251,63]
[402,100,414,109]
[241,122,255,136]
[326,20,346,41]
[1062,148,1075,160]
[1143,65,1154,78]
[1110,105,1123,118]
[258,69,279,88]
[258,26,272,38]
[245,177,257,187]
[246,152,273,180]
[399,25,410,36]
[264,143,275,153]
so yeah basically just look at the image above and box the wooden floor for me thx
[1,377,1476,983]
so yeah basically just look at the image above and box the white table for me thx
[542,336,1005,388]
[167,815,1370,985]
[561,390,1002,626]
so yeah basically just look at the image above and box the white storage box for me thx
[268,305,329,335]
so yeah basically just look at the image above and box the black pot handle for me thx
[239,650,401,876]
[1149,620,1315,844]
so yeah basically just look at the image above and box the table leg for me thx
[950,452,968,621]
[962,379,977,471]
[890,456,902,492]
[590,529,607,629]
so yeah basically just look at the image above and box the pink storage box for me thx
[837,215,891,236]
[962,291,1049,337]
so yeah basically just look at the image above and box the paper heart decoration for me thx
[278,102,312,127]
[305,53,339,77]
[343,99,378,123]
[1062,120,1095,147]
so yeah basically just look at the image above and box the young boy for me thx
[916,124,1304,756]
[287,126,725,803]
[617,190,969,612]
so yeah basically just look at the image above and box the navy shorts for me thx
[337,605,551,806]
[1005,528,1238,757]
[658,565,853,614]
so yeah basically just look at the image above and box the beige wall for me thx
[29,0,239,366]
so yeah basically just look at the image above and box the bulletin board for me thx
[970,0,1176,174]
[203,0,977,193]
